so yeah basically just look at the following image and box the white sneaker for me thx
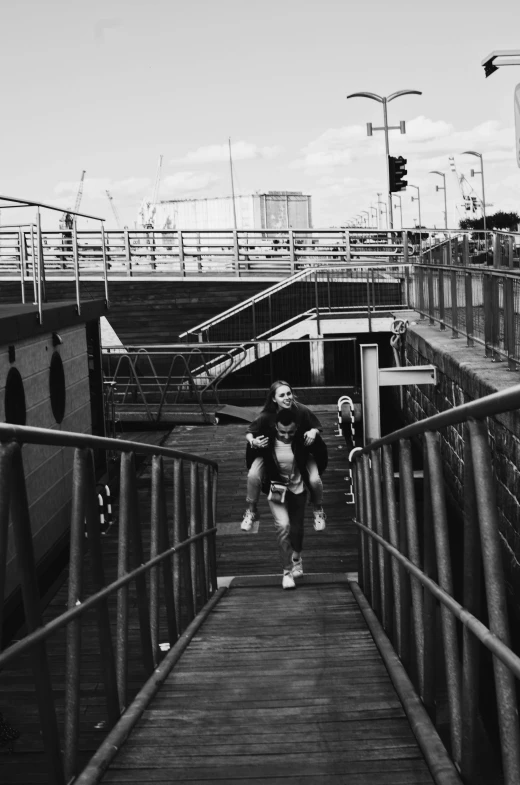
[282,571,296,590]
[313,508,327,531]
[241,509,257,531]
[291,557,303,578]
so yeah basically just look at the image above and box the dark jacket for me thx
[246,428,328,495]
[246,402,322,438]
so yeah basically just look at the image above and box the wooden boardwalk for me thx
[0,407,439,784]
[157,407,359,578]
[101,579,435,784]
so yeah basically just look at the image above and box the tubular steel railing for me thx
[351,384,520,785]
[413,230,520,368]
[0,227,415,282]
[103,345,244,424]
[0,423,219,785]
[180,264,412,343]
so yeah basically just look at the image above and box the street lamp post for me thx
[462,151,487,233]
[370,205,378,228]
[409,184,422,229]
[377,192,387,228]
[393,194,403,229]
[347,89,422,229]
[361,210,370,227]
[430,171,448,229]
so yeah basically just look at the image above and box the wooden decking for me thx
[0,407,439,784]
[158,407,359,578]
[101,579,435,784]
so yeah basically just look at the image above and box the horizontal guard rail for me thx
[0,527,217,670]
[355,382,520,453]
[351,381,520,785]
[0,422,218,467]
[351,519,520,679]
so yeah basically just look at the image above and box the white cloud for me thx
[292,117,515,176]
[172,141,282,164]
[161,171,220,192]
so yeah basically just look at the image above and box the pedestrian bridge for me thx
[1,390,520,784]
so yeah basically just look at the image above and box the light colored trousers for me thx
[268,489,307,571]
[246,456,323,505]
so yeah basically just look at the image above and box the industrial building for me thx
[150,191,312,230]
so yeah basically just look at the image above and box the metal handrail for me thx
[0,422,218,784]
[180,263,412,339]
[350,382,520,784]
[0,422,217,466]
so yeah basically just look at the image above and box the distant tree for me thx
[459,211,519,231]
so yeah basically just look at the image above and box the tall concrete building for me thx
[149,191,312,230]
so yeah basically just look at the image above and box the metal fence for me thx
[0,423,218,784]
[180,264,412,343]
[0,227,415,281]
[413,230,520,368]
[351,384,520,785]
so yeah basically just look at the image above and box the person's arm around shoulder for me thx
[246,414,269,450]
[295,402,322,445]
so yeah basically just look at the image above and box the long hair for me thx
[261,380,297,413]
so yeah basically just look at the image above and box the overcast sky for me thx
[2,0,519,230]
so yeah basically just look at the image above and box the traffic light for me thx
[389,156,408,192]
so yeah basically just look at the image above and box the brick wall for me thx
[404,319,520,615]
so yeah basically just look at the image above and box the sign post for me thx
[515,83,520,169]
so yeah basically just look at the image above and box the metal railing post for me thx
[64,449,86,780]
[100,224,110,307]
[465,270,474,347]
[8,442,65,784]
[178,230,185,277]
[124,228,132,276]
[233,229,240,277]
[18,228,26,304]
[438,263,445,331]
[468,418,520,784]
[460,425,482,783]
[345,229,351,261]
[381,444,401,652]
[289,229,295,274]
[399,439,424,692]
[427,267,435,326]
[424,431,462,765]
[72,221,81,315]
[36,209,45,322]
[504,275,516,370]
[29,225,38,304]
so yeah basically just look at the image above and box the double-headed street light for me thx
[462,151,487,232]
[430,171,448,229]
[347,89,422,229]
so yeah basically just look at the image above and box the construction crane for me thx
[106,190,121,229]
[59,169,86,230]
[448,157,480,220]
[139,154,163,229]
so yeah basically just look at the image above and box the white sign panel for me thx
[515,83,520,168]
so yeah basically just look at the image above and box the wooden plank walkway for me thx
[156,407,359,578]
[101,579,435,784]
[0,407,362,784]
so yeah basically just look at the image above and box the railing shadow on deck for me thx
[0,424,219,785]
[351,383,520,785]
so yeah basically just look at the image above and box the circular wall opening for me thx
[49,352,66,423]
[4,367,27,425]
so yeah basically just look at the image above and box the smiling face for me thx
[272,385,293,410]
[275,422,297,443]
